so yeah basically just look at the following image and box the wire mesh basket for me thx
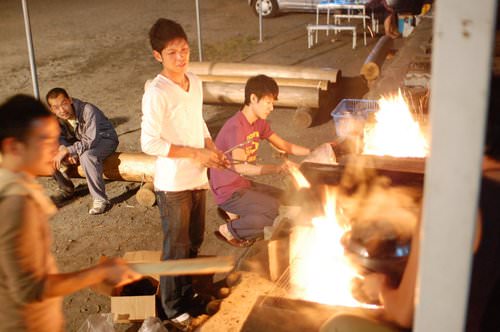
[330,99,379,138]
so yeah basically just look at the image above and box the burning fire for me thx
[287,162,311,189]
[289,187,377,308]
[363,90,429,157]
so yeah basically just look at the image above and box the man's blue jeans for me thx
[155,189,206,319]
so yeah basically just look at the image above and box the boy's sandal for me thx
[214,231,254,248]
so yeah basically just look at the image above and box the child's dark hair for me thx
[46,87,69,104]
[0,95,53,150]
[149,18,188,53]
[244,75,279,106]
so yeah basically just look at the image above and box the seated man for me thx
[46,88,118,215]
[209,75,310,247]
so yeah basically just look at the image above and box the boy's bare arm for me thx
[267,133,310,156]
[42,258,140,299]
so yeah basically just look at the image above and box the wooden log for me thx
[66,152,156,182]
[198,74,329,91]
[189,62,341,83]
[203,81,320,108]
[360,35,394,81]
[292,107,318,129]
[136,182,156,207]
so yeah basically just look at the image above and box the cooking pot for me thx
[342,230,410,283]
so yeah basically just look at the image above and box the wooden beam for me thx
[66,152,156,182]
[360,35,394,81]
[203,81,320,108]
[189,62,341,83]
[199,74,329,91]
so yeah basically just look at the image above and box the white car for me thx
[248,0,370,18]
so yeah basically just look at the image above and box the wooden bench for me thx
[306,24,357,49]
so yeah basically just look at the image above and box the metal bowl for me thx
[342,231,410,276]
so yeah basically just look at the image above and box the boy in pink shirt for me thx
[210,75,310,247]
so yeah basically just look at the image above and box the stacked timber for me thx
[188,62,342,128]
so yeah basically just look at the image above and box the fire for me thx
[363,90,429,157]
[289,187,376,308]
[287,162,311,189]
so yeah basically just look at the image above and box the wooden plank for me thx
[129,256,235,276]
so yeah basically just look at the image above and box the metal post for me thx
[415,1,497,331]
[259,0,263,43]
[21,0,39,99]
[195,0,203,61]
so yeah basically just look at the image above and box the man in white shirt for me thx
[140,18,227,328]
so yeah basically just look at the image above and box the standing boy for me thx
[140,18,226,327]
[209,75,310,247]
[0,95,138,332]
[46,88,118,215]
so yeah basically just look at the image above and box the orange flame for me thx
[289,187,377,308]
[287,162,311,189]
[363,90,429,157]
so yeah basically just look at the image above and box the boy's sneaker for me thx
[88,199,110,215]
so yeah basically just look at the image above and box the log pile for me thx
[188,62,342,128]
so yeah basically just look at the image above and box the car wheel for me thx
[251,0,279,18]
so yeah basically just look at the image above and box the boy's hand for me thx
[208,146,230,168]
[195,148,228,169]
[99,257,142,287]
